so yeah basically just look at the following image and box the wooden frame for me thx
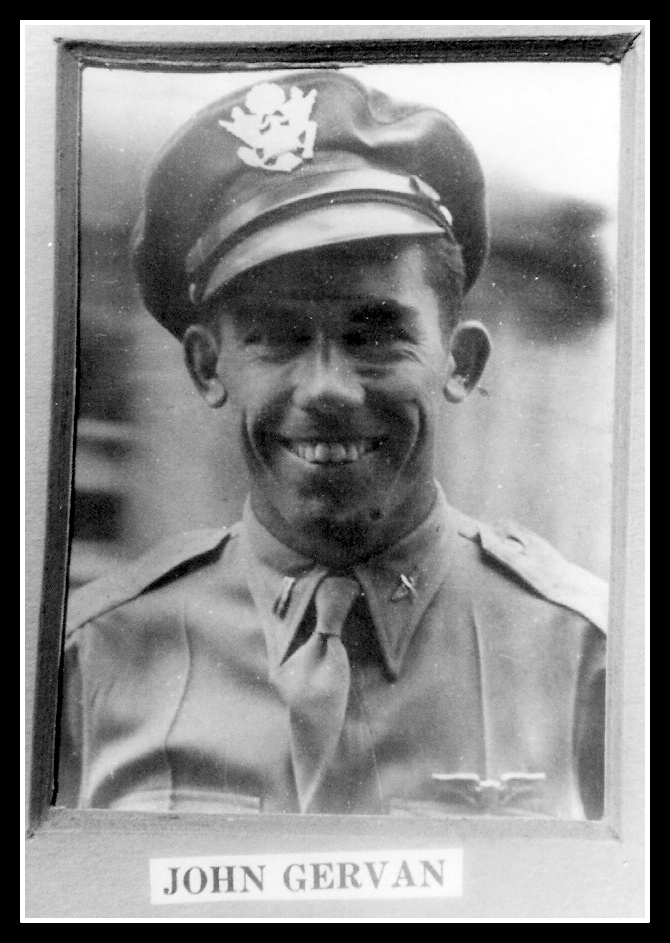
[24,23,646,919]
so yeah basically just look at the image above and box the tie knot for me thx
[314,575,361,638]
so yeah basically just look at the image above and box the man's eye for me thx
[345,304,415,349]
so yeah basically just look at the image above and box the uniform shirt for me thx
[63,487,607,819]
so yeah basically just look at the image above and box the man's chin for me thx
[252,481,390,555]
[281,495,380,534]
[279,506,390,563]
[249,439,430,559]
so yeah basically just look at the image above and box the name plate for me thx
[150,848,463,905]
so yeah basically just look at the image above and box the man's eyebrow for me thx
[231,300,297,322]
[348,300,417,324]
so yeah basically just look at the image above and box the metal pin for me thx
[391,572,418,602]
[399,573,418,599]
[274,576,296,618]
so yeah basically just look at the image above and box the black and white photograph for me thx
[23,24,646,920]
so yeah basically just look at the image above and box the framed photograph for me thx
[24,23,646,919]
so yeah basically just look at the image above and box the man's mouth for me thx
[280,438,384,465]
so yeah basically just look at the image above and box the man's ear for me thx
[183,323,228,408]
[443,320,492,403]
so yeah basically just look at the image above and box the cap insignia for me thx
[218,82,318,173]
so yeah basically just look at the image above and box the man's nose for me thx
[292,340,365,412]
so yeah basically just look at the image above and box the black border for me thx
[59,33,638,69]
[29,43,81,830]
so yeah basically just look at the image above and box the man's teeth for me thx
[288,440,378,463]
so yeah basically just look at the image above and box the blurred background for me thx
[69,61,620,596]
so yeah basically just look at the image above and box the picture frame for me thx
[23,22,646,919]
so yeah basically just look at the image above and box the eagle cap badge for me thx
[218,82,318,173]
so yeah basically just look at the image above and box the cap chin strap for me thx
[186,168,457,305]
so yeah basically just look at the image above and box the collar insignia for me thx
[219,82,318,173]
[390,570,420,603]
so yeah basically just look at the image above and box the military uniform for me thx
[64,487,606,818]
[62,71,608,819]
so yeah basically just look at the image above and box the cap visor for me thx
[201,202,447,303]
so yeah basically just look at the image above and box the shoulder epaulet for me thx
[66,526,230,640]
[461,518,608,633]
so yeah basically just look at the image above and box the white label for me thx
[150,848,463,905]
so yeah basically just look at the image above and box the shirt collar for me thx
[240,484,460,680]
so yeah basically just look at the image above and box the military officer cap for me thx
[133,70,489,340]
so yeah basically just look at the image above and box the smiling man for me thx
[186,239,486,568]
[64,71,607,819]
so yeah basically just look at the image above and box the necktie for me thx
[275,574,361,813]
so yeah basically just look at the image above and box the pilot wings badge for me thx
[219,83,318,173]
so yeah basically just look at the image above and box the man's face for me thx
[207,241,456,563]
